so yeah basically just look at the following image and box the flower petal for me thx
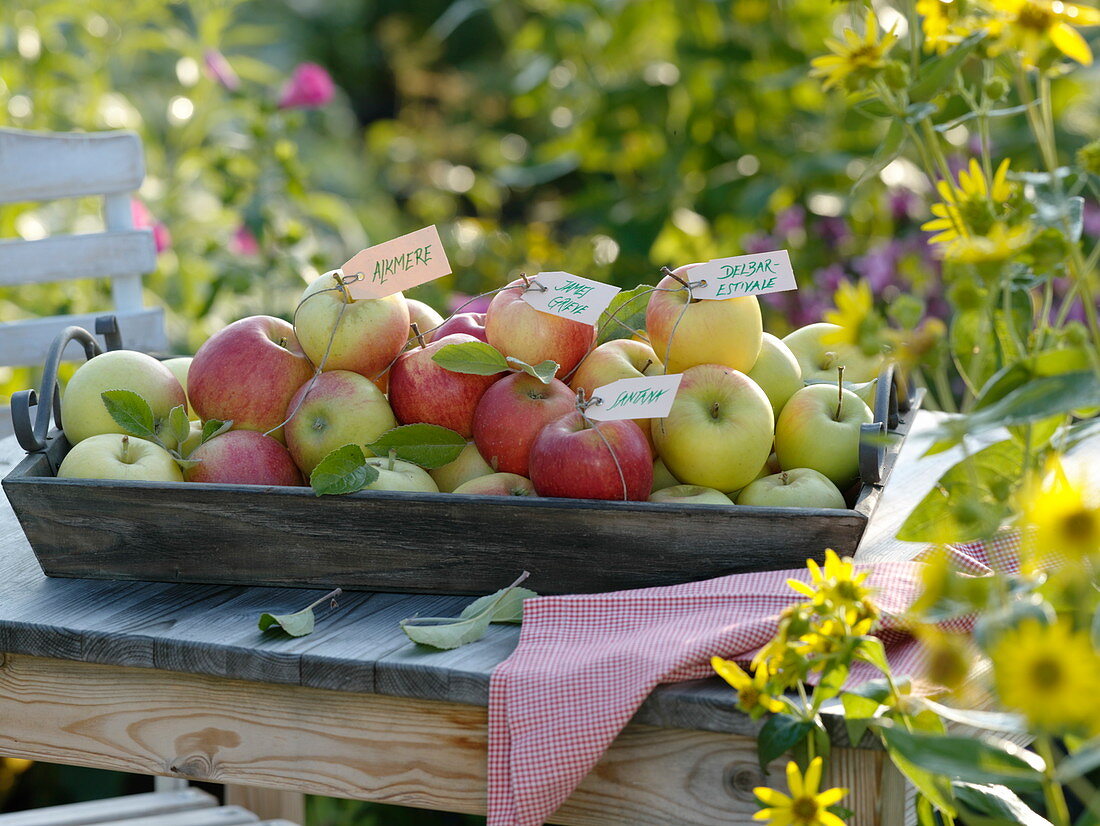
[817,787,849,807]
[1050,22,1093,65]
[803,757,824,794]
[786,761,804,797]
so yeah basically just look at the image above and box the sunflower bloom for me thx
[823,280,875,349]
[754,758,849,826]
[938,221,1032,263]
[788,549,876,615]
[712,656,786,718]
[811,10,900,92]
[922,158,1015,244]
[1021,474,1100,560]
[991,619,1100,733]
[988,0,1100,66]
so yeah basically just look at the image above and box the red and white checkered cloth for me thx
[487,533,1022,826]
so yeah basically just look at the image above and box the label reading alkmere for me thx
[687,250,797,301]
[520,271,621,327]
[584,374,683,422]
[340,225,452,300]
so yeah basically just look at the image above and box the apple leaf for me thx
[506,357,558,385]
[400,572,532,650]
[596,283,655,345]
[459,586,538,624]
[259,587,343,638]
[310,444,380,496]
[368,424,466,469]
[200,419,233,444]
[168,405,190,447]
[432,340,510,375]
[101,390,157,441]
[173,458,202,472]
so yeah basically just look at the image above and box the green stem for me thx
[1037,736,1072,826]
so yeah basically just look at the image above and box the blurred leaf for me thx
[757,714,812,772]
[853,119,904,193]
[879,727,1045,789]
[953,782,1051,825]
[910,31,985,101]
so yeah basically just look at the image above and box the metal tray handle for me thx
[858,363,909,485]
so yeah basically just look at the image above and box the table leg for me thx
[223,785,305,823]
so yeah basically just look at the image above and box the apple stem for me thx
[711,401,720,419]
[120,435,131,463]
[835,365,845,421]
[781,471,790,485]
[305,587,343,613]
[640,358,653,375]
[387,448,397,472]
[520,272,531,290]
[278,337,288,349]
[661,266,690,289]
[410,322,426,349]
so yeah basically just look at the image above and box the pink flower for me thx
[277,63,335,110]
[204,49,239,91]
[447,292,493,314]
[131,198,171,254]
[230,225,260,257]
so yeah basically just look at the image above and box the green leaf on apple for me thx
[100,389,158,441]
[168,405,190,447]
[310,444,380,496]
[400,572,533,650]
[368,424,466,469]
[596,283,655,345]
[200,419,233,444]
[173,458,202,472]
[505,357,558,385]
[432,340,510,375]
[258,587,342,638]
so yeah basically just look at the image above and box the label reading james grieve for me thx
[584,374,683,422]
[340,225,452,300]
[687,249,797,301]
[520,271,621,327]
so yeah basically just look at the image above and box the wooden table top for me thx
[0,413,951,738]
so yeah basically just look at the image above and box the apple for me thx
[472,373,576,475]
[485,278,595,378]
[362,456,440,492]
[652,457,680,492]
[61,350,187,445]
[645,263,763,374]
[161,357,198,420]
[188,315,314,441]
[294,270,411,380]
[406,298,445,341]
[430,312,488,343]
[805,377,879,410]
[782,322,884,383]
[430,441,494,492]
[747,333,803,419]
[58,434,183,482]
[453,473,536,496]
[283,370,397,475]
[184,429,303,486]
[649,485,734,506]
[569,338,662,450]
[737,468,847,509]
[529,411,652,500]
[652,364,773,493]
[389,333,504,438]
[180,420,203,458]
[775,383,874,488]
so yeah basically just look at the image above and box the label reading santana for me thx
[687,250,797,300]
[340,225,452,300]
[584,374,683,422]
[520,272,621,327]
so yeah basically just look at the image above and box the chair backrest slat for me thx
[0,231,156,288]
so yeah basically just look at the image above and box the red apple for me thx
[485,278,595,378]
[188,316,314,441]
[529,411,652,500]
[569,338,662,452]
[472,373,576,475]
[389,333,504,438]
[453,472,536,496]
[429,312,488,343]
[185,430,303,486]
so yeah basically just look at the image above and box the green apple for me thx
[430,441,494,492]
[652,364,774,493]
[161,357,198,420]
[649,485,734,506]
[61,350,187,445]
[782,322,884,383]
[180,420,203,458]
[747,333,803,419]
[57,434,183,482]
[453,473,536,496]
[805,377,879,409]
[651,457,680,492]
[406,298,445,341]
[775,383,873,488]
[737,468,847,509]
[362,456,440,493]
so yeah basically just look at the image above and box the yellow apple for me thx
[430,442,495,492]
[58,434,183,482]
[747,333,803,419]
[161,357,197,420]
[782,322,884,383]
[775,383,873,488]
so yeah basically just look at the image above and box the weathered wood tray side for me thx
[1,400,919,595]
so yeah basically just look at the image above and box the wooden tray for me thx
[2,319,922,595]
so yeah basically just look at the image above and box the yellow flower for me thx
[922,158,1015,245]
[754,758,849,826]
[788,549,875,615]
[988,0,1100,66]
[917,0,987,53]
[1020,473,1100,560]
[811,9,900,92]
[917,626,972,690]
[991,619,1100,733]
[938,221,1032,263]
[712,656,786,717]
[823,280,875,349]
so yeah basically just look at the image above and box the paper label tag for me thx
[584,374,683,422]
[687,250,797,300]
[340,225,452,300]
[520,271,621,327]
